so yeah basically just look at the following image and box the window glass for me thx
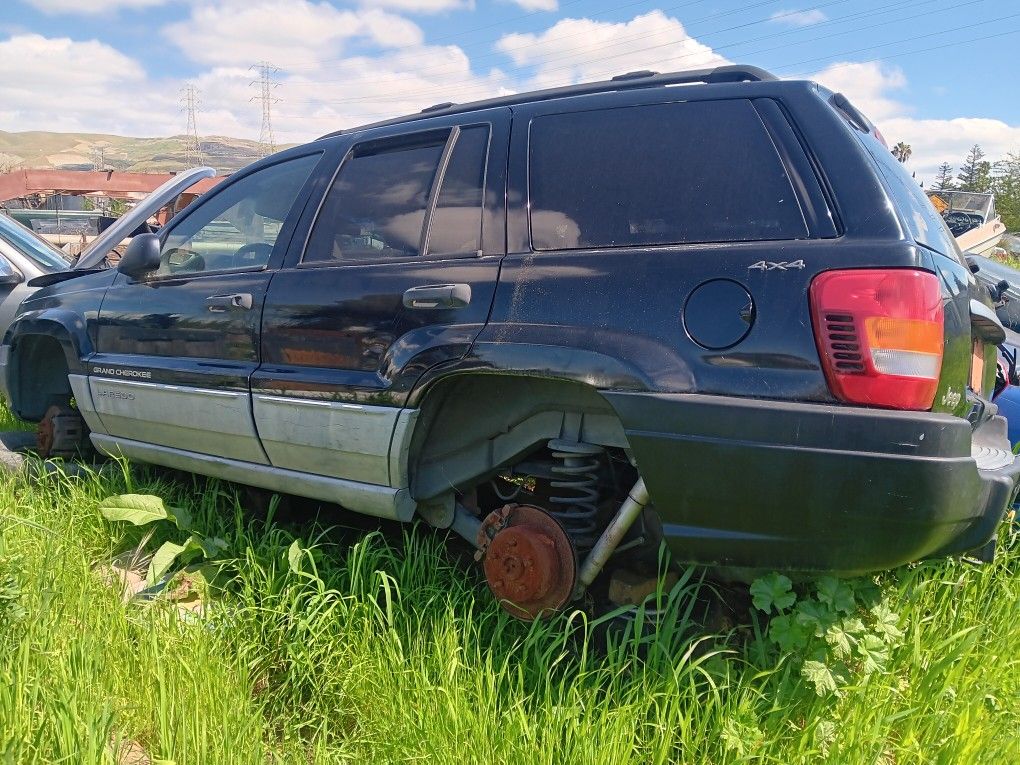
[0,256,19,279]
[157,153,318,276]
[855,130,965,263]
[528,100,808,250]
[427,126,489,256]
[305,134,447,263]
[0,214,71,271]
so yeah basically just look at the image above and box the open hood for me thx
[74,166,216,270]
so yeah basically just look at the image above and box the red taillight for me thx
[810,269,944,410]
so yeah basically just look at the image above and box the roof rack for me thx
[316,64,777,141]
[422,101,456,113]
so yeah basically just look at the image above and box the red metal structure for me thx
[0,169,222,204]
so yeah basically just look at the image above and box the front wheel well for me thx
[9,334,72,422]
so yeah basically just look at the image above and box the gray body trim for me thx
[389,408,419,488]
[68,374,107,435]
[88,377,267,464]
[253,394,408,484]
[91,433,416,521]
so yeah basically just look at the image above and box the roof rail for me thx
[316,64,778,141]
[611,65,776,84]
[422,101,456,113]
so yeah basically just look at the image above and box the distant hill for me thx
[0,130,297,174]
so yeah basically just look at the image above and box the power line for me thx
[280,0,968,107]
[281,0,648,70]
[250,61,280,158]
[274,22,1020,130]
[179,83,202,167]
[771,9,1020,72]
[292,0,801,87]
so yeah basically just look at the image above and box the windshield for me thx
[927,190,992,217]
[0,213,72,272]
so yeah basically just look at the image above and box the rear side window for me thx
[528,99,808,250]
[853,129,964,263]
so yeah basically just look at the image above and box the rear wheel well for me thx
[409,374,630,502]
[9,335,72,422]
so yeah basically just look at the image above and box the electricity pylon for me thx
[179,84,203,167]
[250,61,280,158]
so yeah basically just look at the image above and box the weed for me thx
[0,403,1017,762]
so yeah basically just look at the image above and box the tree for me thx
[992,152,1020,231]
[933,162,955,190]
[891,142,912,164]
[957,144,992,192]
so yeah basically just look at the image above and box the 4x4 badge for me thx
[749,260,805,271]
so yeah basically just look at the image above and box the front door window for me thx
[157,153,319,277]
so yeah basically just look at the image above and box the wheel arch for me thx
[6,311,90,421]
[406,371,629,502]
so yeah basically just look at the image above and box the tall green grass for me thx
[0,402,1017,763]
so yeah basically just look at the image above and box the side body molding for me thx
[72,374,420,522]
[91,434,416,522]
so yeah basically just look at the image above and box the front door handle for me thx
[206,293,253,312]
[402,283,472,310]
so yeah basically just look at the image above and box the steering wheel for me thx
[944,211,980,237]
[233,242,274,267]
[160,247,205,274]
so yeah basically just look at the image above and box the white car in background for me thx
[0,213,72,336]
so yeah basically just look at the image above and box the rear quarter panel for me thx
[476,85,951,405]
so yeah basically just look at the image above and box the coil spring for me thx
[547,438,604,551]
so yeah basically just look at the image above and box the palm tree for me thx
[891,142,912,164]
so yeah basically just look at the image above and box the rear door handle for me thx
[402,283,471,310]
[206,293,253,312]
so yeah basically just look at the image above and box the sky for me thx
[1,0,1019,182]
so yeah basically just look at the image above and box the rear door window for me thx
[528,99,809,250]
[427,126,490,257]
[305,126,490,264]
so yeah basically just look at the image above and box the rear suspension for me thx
[545,439,604,551]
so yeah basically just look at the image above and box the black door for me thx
[253,108,510,485]
[89,151,323,462]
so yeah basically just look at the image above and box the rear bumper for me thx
[602,392,1020,574]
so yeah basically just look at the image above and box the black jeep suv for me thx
[3,65,1017,619]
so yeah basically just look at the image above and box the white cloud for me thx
[769,8,827,27]
[21,0,169,14]
[0,34,159,135]
[363,0,473,12]
[811,60,908,122]
[495,10,728,88]
[811,61,1020,183]
[883,116,1020,181]
[506,0,558,10]
[1,10,1016,187]
[163,0,423,68]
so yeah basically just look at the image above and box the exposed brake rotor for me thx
[476,503,577,621]
[36,405,85,459]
